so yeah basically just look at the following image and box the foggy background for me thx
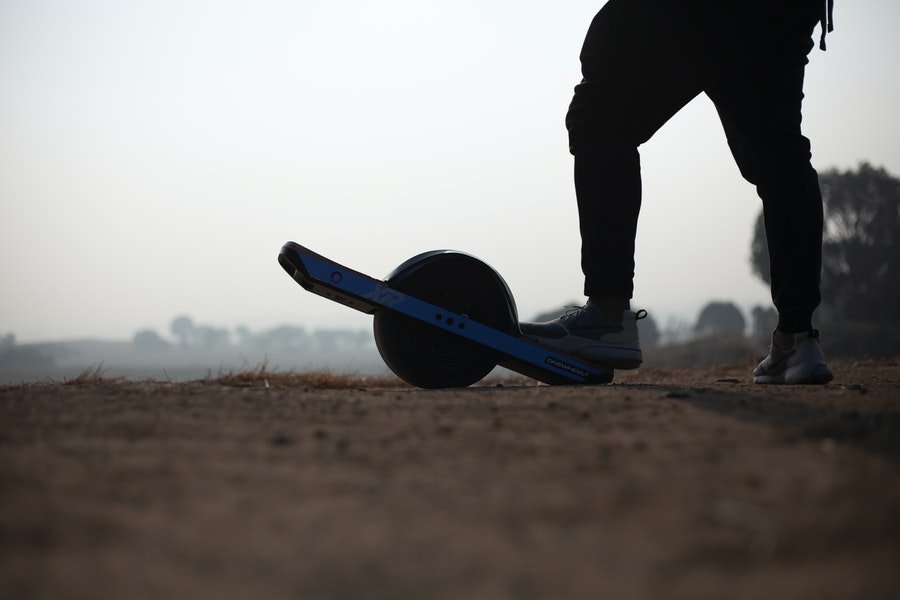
[2,0,899,380]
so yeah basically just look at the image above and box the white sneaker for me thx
[753,330,834,384]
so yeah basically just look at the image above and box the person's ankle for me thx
[773,330,795,351]
[589,296,630,323]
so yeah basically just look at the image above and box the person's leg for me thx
[706,3,833,383]
[705,8,823,335]
[573,148,639,316]
[520,1,742,368]
[566,0,723,313]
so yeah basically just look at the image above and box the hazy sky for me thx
[2,0,899,342]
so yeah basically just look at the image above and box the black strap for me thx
[819,0,835,50]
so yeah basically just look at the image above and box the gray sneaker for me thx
[753,330,834,384]
[519,301,645,369]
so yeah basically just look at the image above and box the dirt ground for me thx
[2,359,899,600]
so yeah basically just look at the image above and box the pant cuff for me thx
[584,276,634,300]
[777,312,814,333]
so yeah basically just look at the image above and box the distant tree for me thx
[235,325,253,346]
[637,312,660,346]
[751,163,900,325]
[194,325,230,348]
[695,301,745,336]
[660,316,694,345]
[256,325,308,350]
[314,329,341,352]
[313,329,370,349]
[750,306,778,338]
[132,329,171,352]
[0,338,54,367]
[0,333,15,351]
[171,315,194,346]
[750,212,771,286]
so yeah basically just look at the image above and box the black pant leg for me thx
[706,14,823,332]
[567,0,723,299]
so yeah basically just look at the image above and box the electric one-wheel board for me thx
[278,242,614,388]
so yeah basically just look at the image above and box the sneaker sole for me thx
[574,350,643,370]
[524,334,643,370]
[754,364,834,385]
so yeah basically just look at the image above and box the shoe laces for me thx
[558,305,648,324]
[559,305,586,324]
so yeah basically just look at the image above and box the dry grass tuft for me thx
[64,364,121,386]
[209,363,407,390]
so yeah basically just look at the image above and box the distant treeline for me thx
[133,315,372,353]
[0,318,381,381]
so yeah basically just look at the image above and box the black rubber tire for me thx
[374,254,515,388]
